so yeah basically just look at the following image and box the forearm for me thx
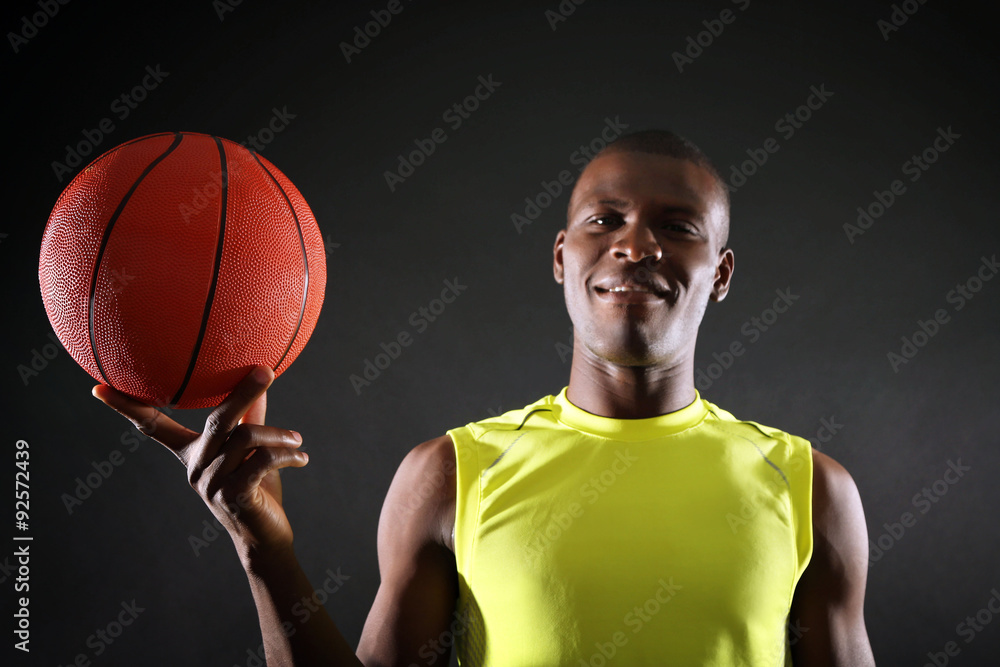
[242,546,363,667]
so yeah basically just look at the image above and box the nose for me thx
[611,221,662,265]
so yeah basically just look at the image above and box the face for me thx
[553,150,734,367]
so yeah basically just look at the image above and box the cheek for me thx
[674,249,717,286]
[561,243,597,296]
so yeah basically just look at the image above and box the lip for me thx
[593,283,669,304]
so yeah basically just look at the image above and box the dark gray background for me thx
[3,1,999,665]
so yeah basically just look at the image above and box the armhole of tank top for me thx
[787,434,814,612]
[468,426,483,582]
[451,425,483,582]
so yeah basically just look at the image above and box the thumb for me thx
[239,387,268,426]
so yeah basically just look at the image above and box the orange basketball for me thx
[38,131,326,409]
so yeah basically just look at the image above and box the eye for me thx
[590,215,623,227]
[663,221,696,235]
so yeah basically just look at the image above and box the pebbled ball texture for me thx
[39,131,326,408]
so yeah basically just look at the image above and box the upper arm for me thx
[789,448,877,667]
[356,435,458,667]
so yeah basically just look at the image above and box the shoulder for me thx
[378,434,456,554]
[807,448,870,592]
[811,448,866,527]
[790,452,877,663]
[398,433,457,476]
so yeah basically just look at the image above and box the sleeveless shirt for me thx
[446,387,813,666]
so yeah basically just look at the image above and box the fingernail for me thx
[252,366,271,383]
[290,430,302,443]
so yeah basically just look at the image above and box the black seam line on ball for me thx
[70,132,176,188]
[250,150,309,374]
[170,135,228,407]
[88,131,183,388]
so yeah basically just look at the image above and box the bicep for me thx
[357,436,459,667]
[790,449,876,667]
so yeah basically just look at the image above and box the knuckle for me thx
[204,413,228,436]
[211,487,231,510]
[188,461,214,495]
[133,410,160,435]
[186,462,201,487]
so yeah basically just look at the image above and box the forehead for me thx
[569,151,722,216]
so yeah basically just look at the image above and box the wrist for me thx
[238,539,298,575]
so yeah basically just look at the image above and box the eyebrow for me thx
[578,198,705,220]
[582,198,632,209]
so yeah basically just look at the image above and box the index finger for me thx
[91,384,199,454]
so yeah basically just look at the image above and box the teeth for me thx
[609,285,651,292]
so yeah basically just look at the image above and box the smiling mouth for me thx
[593,284,669,303]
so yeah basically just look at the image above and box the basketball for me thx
[38,131,326,409]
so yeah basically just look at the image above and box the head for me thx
[553,129,734,368]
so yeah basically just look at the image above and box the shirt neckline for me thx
[552,386,709,441]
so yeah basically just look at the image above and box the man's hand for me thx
[91,365,309,563]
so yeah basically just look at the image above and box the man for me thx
[94,130,877,665]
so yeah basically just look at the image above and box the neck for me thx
[565,341,698,419]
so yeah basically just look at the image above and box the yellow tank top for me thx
[447,387,813,666]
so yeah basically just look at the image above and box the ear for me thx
[553,228,566,284]
[710,247,734,302]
